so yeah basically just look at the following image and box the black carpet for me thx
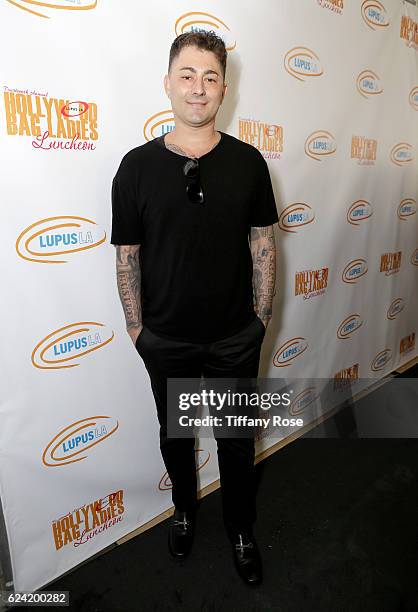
[36,370,418,611]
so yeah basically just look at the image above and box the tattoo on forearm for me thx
[250,225,276,320]
[115,245,142,330]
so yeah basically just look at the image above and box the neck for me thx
[165,120,219,154]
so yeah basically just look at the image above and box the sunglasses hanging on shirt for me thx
[183,157,205,204]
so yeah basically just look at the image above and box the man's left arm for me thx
[250,225,276,329]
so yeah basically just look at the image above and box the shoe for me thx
[168,509,195,558]
[231,533,263,586]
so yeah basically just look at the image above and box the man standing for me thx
[111,31,278,586]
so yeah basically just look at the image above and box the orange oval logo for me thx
[371,349,392,371]
[387,298,405,320]
[175,12,236,50]
[158,448,210,490]
[347,200,373,226]
[16,216,106,263]
[143,110,175,142]
[411,248,418,266]
[356,70,383,98]
[289,387,319,416]
[304,130,336,161]
[8,0,97,19]
[42,416,119,467]
[361,1,389,30]
[273,338,308,367]
[284,47,323,82]
[390,143,414,166]
[397,198,417,220]
[342,258,368,283]
[337,314,363,339]
[409,87,418,110]
[278,203,315,233]
[32,322,114,369]
[60,101,89,118]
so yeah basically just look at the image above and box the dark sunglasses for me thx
[183,158,204,204]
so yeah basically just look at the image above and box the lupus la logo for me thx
[238,118,283,159]
[284,47,324,82]
[361,0,389,30]
[32,322,114,369]
[347,200,373,226]
[158,449,210,490]
[397,198,417,220]
[342,258,368,283]
[3,87,98,151]
[351,135,377,165]
[317,0,344,15]
[52,490,124,551]
[387,298,405,320]
[5,0,97,19]
[294,267,329,300]
[371,349,392,371]
[400,332,415,356]
[143,110,175,141]
[400,15,418,49]
[175,12,236,50]
[411,248,418,266]
[409,87,418,109]
[337,314,363,339]
[356,70,383,98]
[304,131,336,161]
[333,363,359,390]
[380,251,402,275]
[390,143,414,166]
[289,387,319,416]
[16,216,106,263]
[273,338,308,367]
[42,416,119,467]
[278,203,315,233]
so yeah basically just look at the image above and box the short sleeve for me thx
[250,154,279,227]
[110,154,142,245]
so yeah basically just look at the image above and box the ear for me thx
[164,74,170,98]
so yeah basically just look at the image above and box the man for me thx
[111,30,278,586]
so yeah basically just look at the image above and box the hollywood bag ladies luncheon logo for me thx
[16,216,106,263]
[32,322,114,369]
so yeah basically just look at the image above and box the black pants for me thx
[135,316,265,539]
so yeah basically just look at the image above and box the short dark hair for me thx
[168,30,227,78]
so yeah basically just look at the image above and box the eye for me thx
[182,76,192,80]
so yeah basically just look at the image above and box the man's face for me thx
[164,45,227,128]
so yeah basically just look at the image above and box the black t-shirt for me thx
[111,131,278,343]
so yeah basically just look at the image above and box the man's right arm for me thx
[115,244,142,344]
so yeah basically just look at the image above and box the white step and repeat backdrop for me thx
[1,0,417,592]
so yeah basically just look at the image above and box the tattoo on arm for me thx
[115,245,142,330]
[250,225,276,321]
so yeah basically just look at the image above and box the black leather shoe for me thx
[231,533,263,586]
[168,509,195,559]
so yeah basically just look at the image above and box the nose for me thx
[191,76,205,96]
